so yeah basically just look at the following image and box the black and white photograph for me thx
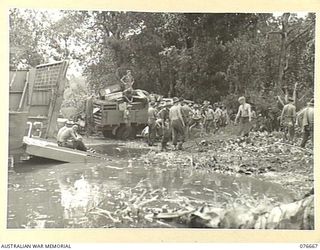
[7,9,315,230]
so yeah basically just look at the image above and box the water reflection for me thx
[7,145,295,228]
[59,175,90,220]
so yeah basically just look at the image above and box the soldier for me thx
[121,70,135,102]
[121,69,135,90]
[169,97,185,150]
[235,96,252,137]
[299,99,314,148]
[189,104,202,133]
[204,105,215,133]
[250,106,258,131]
[180,99,192,139]
[123,104,132,128]
[158,101,171,151]
[221,105,230,127]
[203,100,210,110]
[280,97,296,143]
[147,102,158,146]
[214,104,223,132]
[57,124,88,151]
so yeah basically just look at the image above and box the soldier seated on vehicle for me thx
[57,124,88,152]
[123,88,134,103]
[121,70,134,90]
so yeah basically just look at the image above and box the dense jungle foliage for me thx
[9,10,315,112]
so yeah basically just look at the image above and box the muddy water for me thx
[7,144,294,228]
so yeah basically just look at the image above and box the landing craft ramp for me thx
[23,137,108,163]
[9,61,69,163]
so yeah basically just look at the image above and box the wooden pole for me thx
[17,71,29,111]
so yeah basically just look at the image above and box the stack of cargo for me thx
[91,81,149,139]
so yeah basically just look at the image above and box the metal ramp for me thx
[23,137,108,163]
[28,61,69,138]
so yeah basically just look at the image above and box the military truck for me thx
[88,87,149,140]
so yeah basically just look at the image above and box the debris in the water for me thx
[104,165,123,170]
[29,188,47,192]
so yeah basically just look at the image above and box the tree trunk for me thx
[158,57,163,94]
[166,56,175,98]
[277,13,290,95]
[168,73,175,98]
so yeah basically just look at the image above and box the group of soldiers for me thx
[146,97,230,151]
[146,94,314,151]
[280,97,314,148]
[57,68,314,152]
[55,95,314,153]
[234,95,314,148]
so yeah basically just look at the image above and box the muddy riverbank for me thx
[90,127,313,201]
[7,127,313,228]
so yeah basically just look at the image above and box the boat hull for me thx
[9,111,29,160]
